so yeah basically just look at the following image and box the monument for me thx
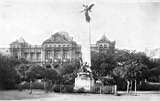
[74,62,95,92]
[74,2,95,93]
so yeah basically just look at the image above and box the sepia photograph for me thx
[0,0,160,100]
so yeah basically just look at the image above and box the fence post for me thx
[114,85,117,95]
[100,86,102,94]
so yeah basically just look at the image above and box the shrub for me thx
[17,80,44,90]
[62,85,74,93]
[140,82,160,91]
[53,84,61,92]
[76,88,85,93]
[102,86,114,94]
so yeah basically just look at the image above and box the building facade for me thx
[91,34,115,54]
[10,32,82,64]
[0,48,10,56]
[144,48,160,59]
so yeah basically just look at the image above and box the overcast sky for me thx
[0,0,160,59]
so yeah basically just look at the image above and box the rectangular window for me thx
[63,51,69,59]
[30,53,34,60]
[24,53,28,59]
[37,52,41,60]
[54,51,61,59]
[46,51,51,59]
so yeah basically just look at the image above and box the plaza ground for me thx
[0,90,160,101]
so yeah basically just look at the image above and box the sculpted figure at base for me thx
[74,58,95,92]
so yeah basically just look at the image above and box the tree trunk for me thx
[127,80,130,93]
[114,85,117,95]
[134,80,137,95]
[130,80,132,93]
[60,83,61,93]
[29,79,32,94]
[43,80,45,90]
[45,80,49,93]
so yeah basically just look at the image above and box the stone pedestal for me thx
[74,72,94,92]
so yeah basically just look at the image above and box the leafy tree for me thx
[91,51,116,78]
[61,63,77,75]
[148,65,160,82]
[0,54,20,89]
[61,63,78,92]
[91,48,160,91]
[48,62,79,92]
[113,50,149,93]
[25,64,45,94]
[45,68,59,81]
[60,63,77,85]
[16,64,30,82]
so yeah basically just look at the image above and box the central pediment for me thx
[43,32,74,44]
[97,34,110,43]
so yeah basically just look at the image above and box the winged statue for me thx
[82,4,95,22]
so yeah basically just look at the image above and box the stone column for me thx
[69,48,72,62]
[28,48,31,61]
[18,47,21,59]
[52,48,54,63]
[61,47,63,63]
[41,47,45,64]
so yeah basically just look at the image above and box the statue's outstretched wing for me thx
[83,4,88,8]
[88,4,94,11]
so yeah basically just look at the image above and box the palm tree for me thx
[81,3,95,66]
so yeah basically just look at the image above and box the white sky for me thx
[0,0,160,57]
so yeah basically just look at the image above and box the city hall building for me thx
[91,34,116,54]
[10,32,82,64]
